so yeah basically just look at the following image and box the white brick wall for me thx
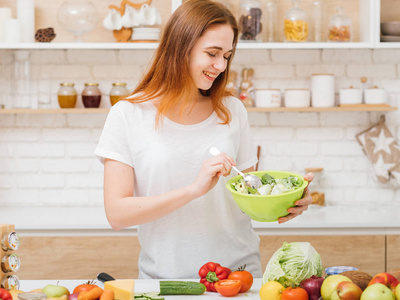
[1,48,400,213]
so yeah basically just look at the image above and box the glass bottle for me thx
[312,0,326,42]
[265,0,277,42]
[109,83,129,106]
[238,0,263,42]
[12,51,36,108]
[284,0,309,42]
[328,7,352,42]
[57,83,77,108]
[239,68,255,107]
[305,167,325,206]
[1,274,20,290]
[82,83,101,108]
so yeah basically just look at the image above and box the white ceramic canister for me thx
[311,73,335,107]
[339,87,362,105]
[284,89,311,107]
[364,86,387,104]
[255,89,281,107]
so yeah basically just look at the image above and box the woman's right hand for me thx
[190,152,236,198]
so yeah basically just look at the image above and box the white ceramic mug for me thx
[339,88,362,105]
[255,89,281,107]
[103,9,122,31]
[138,4,157,26]
[284,89,311,107]
[121,5,140,28]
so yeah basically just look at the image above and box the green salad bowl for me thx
[226,170,308,222]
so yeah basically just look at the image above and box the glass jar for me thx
[57,83,77,108]
[305,167,325,206]
[82,83,101,108]
[226,71,238,97]
[1,274,20,290]
[238,0,263,42]
[284,0,309,42]
[1,231,20,251]
[328,7,352,42]
[312,0,326,42]
[110,83,129,106]
[265,0,277,42]
[1,253,21,273]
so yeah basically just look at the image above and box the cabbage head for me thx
[262,242,323,288]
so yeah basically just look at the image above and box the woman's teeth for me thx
[203,71,217,78]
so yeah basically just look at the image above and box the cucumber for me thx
[159,281,206,295]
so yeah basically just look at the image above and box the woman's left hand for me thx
[278,173,314,224]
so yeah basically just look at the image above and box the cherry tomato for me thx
[228,266,254,292]
[73,281,99,294]
[281,286,309,300]
[214,279,242,297]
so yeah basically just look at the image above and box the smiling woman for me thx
[94,0,313,280]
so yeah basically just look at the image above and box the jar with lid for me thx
[1,274,20,290]
[284,0,309,42]
[1,253,21,273]
[328,7,352,42]
[110,83,129,106]
[82,83,102,108]
[1,231,20,251]
[57,83,77,108]
[238,0,263,42]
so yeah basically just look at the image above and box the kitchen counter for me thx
[20,279,264,299]
[3,205,400,236]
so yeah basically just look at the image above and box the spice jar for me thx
[82,83,102,108]
[328,7,352,42]
[238,0,263,42]
[284,0,309,42]
[57,83,77,108]
[110,83,129,106]
[1,253,21,273]
[1,274,20,290]
[1,231,20,251]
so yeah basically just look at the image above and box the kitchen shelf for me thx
[0,106,396,114]
[0,42,375,50]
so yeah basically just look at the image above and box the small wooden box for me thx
[0,224,20,290]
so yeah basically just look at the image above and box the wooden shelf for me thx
[246,106,398,112]
[0,108,110,114]
[0,106,396,115]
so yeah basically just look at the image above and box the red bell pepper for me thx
[0,288,12,300]
[199,262,232,292]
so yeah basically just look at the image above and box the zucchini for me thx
[159,281,206,295]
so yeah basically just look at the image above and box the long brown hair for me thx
[127,0,239,125]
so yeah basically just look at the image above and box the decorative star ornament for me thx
[370,129,396,155]
[373,154,395,180]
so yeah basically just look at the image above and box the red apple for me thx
[331,281,362,300]
[367,273,399,293]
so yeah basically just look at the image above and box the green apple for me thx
[395,283,400,300]
[360,283,395,300]
[42,284,70,298]
[321,275,352,300]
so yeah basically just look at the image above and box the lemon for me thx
[259,281,284,300]
[8,290,24,300]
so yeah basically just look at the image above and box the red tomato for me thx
[281,287,308,300]
[228,267,254,292]
[215,280,242,297]
[73,282,98,294]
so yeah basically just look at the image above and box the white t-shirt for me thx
[95,96,262,279]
